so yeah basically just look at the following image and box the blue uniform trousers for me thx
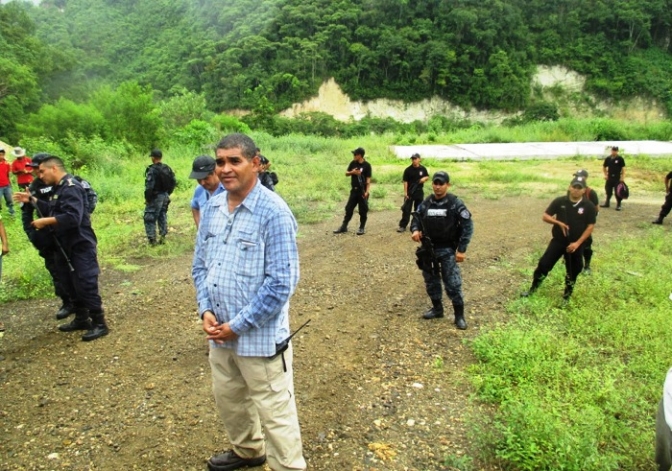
[144,193,169,241]
[54,244,102,312]
[422,246,464,307]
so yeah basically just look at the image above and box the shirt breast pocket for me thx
[235,231,262,277]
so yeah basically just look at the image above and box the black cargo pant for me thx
[604,179,622,207]
[398,190,423,229]
[531,238,584,298]
[342,189,368,228]
[658,192,672,221]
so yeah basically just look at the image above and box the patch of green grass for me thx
[443,453,474,471]
[467,229,671,471]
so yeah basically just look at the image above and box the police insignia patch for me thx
[578,208,584,214]
[460,209,471,219]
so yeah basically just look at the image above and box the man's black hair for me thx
[217,133,257,160]
[41,156,66,171]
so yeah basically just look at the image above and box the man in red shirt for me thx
[11,147,33,190]
[0,149,15,216]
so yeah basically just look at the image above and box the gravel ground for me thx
[0,191,648,471]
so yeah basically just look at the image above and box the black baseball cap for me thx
[150,149,163,158]
[351,147,365,157]
[411,153,420,159]
[571,176,586,189]
[189,155,216,179]
[27,153,52,167]
[432,171,450,184]
[574,169,588,178]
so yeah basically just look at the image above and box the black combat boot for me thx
[423,299,444,319]
[356,226,366,235]
[453,304,467,330]
[58,309,92,332]
[82,310,109,341]
[521,277,542,298]
[55,303,75,320]
[652,218,663,225]
[333,224,348,234]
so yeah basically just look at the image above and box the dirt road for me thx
[0,192,653,470]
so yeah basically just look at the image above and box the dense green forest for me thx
[1,0,672,146]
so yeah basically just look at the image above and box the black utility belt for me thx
[432,243,456,249]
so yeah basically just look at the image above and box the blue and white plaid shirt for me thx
[192,182,299,357]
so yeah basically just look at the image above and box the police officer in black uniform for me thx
[258,155,275,191]
[20,153,74,320]
[522,176,596,302]
[601,146,626,210]
[15,156,108,341]
[334,147,372,235]
[652,170,672,225]
[410,171,474,330]
[573,169,599,275]
[397,153,429,233]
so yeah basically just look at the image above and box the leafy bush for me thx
[159,89,213,132]
[172,119,218,147]
[211,114,251,134]
[523,102,560,122]
[18,98,106,142]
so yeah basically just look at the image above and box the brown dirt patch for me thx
[0,191,656,470]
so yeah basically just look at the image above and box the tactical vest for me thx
[419,194,462,247]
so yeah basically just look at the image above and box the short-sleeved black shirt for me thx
[603,155,626,181]
[347,160,372,190]
[402,164,428,195]
[545,196,596,243]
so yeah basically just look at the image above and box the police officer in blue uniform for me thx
[20,153,74,320]
[15,156,108,341]
[411,171,474,330]
[144,149,173,245]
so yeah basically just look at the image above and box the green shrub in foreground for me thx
[468,229,672,470]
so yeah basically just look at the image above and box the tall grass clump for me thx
[468,228,672,470]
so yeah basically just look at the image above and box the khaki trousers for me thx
[209,345,306,471]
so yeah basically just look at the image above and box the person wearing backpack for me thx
[410,171,474,330]
[144,149,175,246]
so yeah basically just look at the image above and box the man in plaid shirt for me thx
[192,133,305,471]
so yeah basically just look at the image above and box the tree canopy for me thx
[1,0,671,142]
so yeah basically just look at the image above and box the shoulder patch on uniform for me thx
[66,178,75,186]
[460,209,471,219]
